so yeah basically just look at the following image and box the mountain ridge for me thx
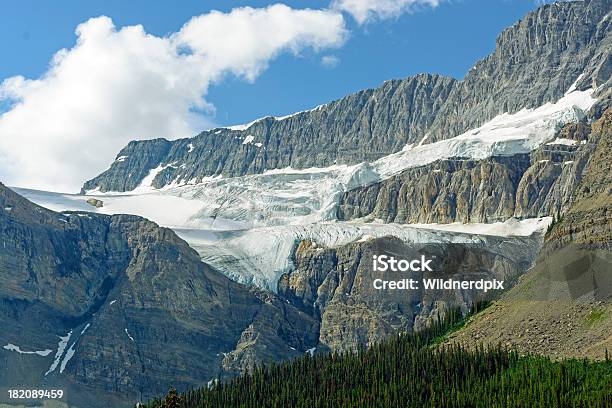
[81,0,611,194]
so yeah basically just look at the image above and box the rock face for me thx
[277,234,541,352]
[424,0,611,143]
[0,184,318,408]
[82,0,611,193]
[82,74,456,193]
[544,108,612,250]
[337,118,598,223]
[338,155,532,223]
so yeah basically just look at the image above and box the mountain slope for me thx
[445,108,612,359]
[0,183,318,407]
[82,0,611,193]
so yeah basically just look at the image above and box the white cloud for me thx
[175,5,347,82]
[0,5,346,192]
[332,0,441,24]
[321,55,340,68]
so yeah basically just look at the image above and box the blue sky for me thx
[1,0,537,126]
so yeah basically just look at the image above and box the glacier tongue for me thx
[175,218,550,291]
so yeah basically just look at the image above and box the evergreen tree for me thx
[162,386,182,408]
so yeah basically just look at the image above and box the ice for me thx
[36,89,595,232]
[3,343,53,357]
[408,217,552,237]
[178,218,549,291]
[15,90,595,291]
[378,89,595,180]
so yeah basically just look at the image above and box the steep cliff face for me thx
[82,74,456,193]
[337,118,596,223]
[544,108,612,250]
[0,184,318,407]
[82,0,611,193]
[337,155,532,223]
[278,234,541,352]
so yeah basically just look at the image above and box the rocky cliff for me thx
[0,184,318,407]
[337,119,596,223]
[82,0,611,193]
[277,233,541,353]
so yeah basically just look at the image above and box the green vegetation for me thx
[546,208,564,235]
[584,308,608,328]
[145,306,612,408]
[430,300,490,346]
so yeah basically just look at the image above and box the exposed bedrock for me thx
[337,119,599,223]
[278,234,542,352]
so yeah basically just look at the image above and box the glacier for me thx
[15,88,593,290]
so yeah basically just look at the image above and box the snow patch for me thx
[3,344,53,357]
[242,135,255,145]
[80,323,91,336]
[45,330,72,376]
[187,143,195,153]
[546,138,578,146]
[59,342,76,373]
[125,328,135,342]
[565,73,585,95]
[132,164,170,193]
[273,103,326,121]
[226,117,266,131]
